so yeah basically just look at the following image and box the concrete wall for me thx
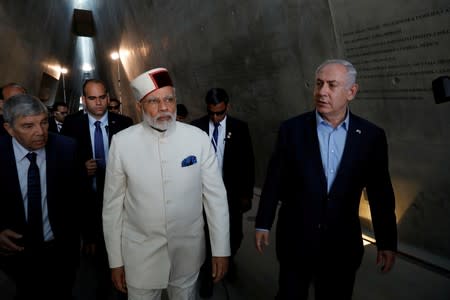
[0,0,75,105]
[329,0,450,262]
[0,0,448,265]
[92,0,337,181]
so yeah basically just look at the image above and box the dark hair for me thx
[82,79,107,96]
[205,88,229,105]
[53,102,68,110]
[176,103,188,117]
[109,98,121,105]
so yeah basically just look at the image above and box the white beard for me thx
[143,111,176,131]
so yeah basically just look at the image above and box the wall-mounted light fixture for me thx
[60,67,68,103]
[110,50,130,101]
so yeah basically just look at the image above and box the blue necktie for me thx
[94,121,105,169]
[26,152,44,245]
[212,123,219,152]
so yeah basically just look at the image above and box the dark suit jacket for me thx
[0,133,86,261]
[60,112,133,242]
[0,115,7,136]
[255,111,397,268]
[47,116,61,133]
[192,115,255,253]
[192,115,255,207]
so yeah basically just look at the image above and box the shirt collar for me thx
[315,109,349,130]
[12,138,45,162]
[88,112,108,127]
[209,115,227,128]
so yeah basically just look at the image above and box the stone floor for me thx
[1,196,450,300]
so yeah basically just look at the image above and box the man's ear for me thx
[4,122,14,137]
[135,102,142,114]
[347,83,359,101]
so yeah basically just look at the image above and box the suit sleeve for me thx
[240,122,255,200]
[366,129,397,251]
[255,124,286,230]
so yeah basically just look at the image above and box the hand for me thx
[111,266,127,293]
[85,159,98,176]
[0,229,24,255]
[211,256,229,283]
[255,230,270,254]
[376,250,396,273]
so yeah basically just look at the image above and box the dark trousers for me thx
[84,239,127,300]
[277,259,357,300]
[199,208,243,297]
[1,240,78,300]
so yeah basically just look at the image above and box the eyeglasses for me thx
[207,109,227,116]
[142,95,176,106]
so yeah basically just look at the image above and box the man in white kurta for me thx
[102,68,230,300]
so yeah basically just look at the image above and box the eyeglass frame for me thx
[207,108,227,116]
[141,95,176,107]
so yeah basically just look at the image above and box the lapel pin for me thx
[356,129,361,134]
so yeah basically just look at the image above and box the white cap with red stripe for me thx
[130,67,173,101]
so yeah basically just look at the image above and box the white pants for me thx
[127,271,199,300]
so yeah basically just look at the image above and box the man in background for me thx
[176,103,189,122]
[192,87,255,298]
[108,98,122,114]
[48,102,68,133]
[0,83,26,136]
[61,79,133,300]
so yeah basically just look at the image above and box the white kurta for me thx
[102,121,230,289]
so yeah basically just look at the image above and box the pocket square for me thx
[181,155,197,167]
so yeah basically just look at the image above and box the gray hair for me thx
[3,94,48,127]
[315,59,357,88]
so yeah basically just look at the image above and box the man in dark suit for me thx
[255,59,397,300]
[192,88,255,297]
[48,102,68,133]
[61,79,132,300]
[0,83,26,136]
[0,94,85,300]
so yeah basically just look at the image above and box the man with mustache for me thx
[0,94,85,299]
[102,67,230,300]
